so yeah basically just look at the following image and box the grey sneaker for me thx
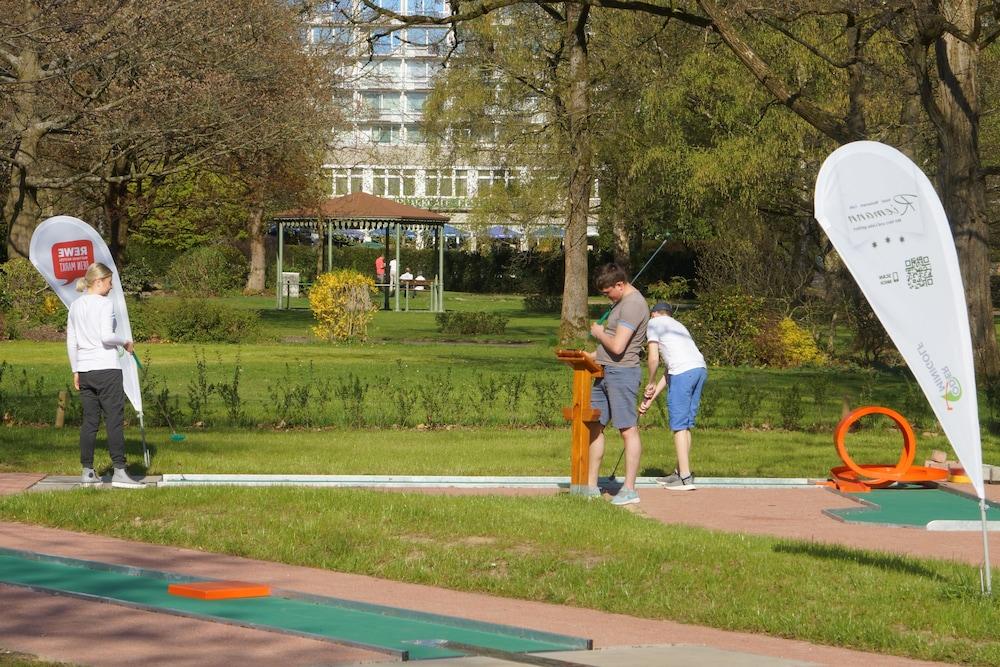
[610,488,640,506]
[655,470,681,486]
[80,468,102,485]
[662,473,697,491]
[111,468,146,489]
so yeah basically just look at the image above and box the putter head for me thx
[170,433,186,442]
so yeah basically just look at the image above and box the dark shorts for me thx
[591,366,641,430]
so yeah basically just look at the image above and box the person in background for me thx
[66,263,145,489]
[375,255,385,284]
[389,257,398,294]
[639,302,707,491]
[414,270,426,290]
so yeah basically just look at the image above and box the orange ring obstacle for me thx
[829,406,948,492]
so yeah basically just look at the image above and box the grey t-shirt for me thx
[595,289,648,368]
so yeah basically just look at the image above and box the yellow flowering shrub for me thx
[309,269,378,342]
[756,316,827,367]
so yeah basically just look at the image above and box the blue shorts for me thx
[591,366,641,430]
[666,367,707,431]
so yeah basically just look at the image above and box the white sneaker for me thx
[662,473,697,491]
[80,468,102,485]
[111,468,146,489]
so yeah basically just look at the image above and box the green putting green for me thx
[825,486,998,527]
[0,548,589,661]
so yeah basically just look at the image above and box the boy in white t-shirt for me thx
[639,302,707,490]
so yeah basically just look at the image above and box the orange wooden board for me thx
[167,580,271,600]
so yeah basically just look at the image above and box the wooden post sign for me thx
[556,349,603,495]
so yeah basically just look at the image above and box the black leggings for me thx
[78,369,126,469]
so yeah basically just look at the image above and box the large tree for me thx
[0,0,340,264]
[376,0,1000,373]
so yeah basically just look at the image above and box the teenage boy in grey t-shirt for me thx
[585,263,649,506]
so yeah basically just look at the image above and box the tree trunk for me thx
[559,3,593,344]
[244,198,267,294]
[611,214,631,271]
[3,147,40,259]
[934,1,1000,378]
[3,7,42,260]
[105,173,129,265]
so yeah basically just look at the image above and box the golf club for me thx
[133,350,186,443]
[156,392,187,443]
[138,412,150,467]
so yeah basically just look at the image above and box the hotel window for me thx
[312,26,351,45]
[371,30,401,55]
[372,168,402,196]
[361,92,400,115]
[426,169,467,197]
[406,92,427,114]
[402,169,417,195]
[332,168,364,195]
[409,0,445,16]
[316,0,351,17]
[478,168,512,191]
[407,60,437,84]
[371,125,401,144]
[405,125,425,144]
[406,27,448,48]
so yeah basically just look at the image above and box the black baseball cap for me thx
[651,302,673,314]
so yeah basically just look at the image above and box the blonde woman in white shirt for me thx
[66,263,144,488]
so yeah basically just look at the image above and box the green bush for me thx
[132,298,262,343]
[683,289,768,366]
[0,257,64,339]
[646,277,690,303]
[435,311,509,335]
[523,294,561,313]
[125,244,182,288]
[167,245,247,296]
[120,255,156,295]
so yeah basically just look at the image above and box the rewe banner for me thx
[814,141,983,500]
[28,216,143,416]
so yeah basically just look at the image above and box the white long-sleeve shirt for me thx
[66,294,128,373]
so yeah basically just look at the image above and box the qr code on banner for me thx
[905,256,933,289]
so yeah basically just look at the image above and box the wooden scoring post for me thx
[55,390,67,429]
[556,349,603,495]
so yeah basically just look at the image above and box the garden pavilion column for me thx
[326,220,333,273]
[394,222,401,312]
[437,225,444,312]
[384,225,390,310]
[275,221,285,308]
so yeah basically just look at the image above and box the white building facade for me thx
[310,0,595,244]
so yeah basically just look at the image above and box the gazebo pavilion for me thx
[273,192,449,312]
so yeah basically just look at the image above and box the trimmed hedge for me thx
[132,298,263,343]
[435,311,509,335]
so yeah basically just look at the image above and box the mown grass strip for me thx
[0,487,997,664]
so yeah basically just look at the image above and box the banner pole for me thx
[981,498,992,596]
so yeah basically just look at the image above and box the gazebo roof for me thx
[274,192,448,230]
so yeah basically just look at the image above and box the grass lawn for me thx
[4,292,1000,664]
[0,487,998,665]
[0,423,967,479]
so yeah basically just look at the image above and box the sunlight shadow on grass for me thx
[773,541,946,580]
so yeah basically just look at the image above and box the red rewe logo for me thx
[51,240,94,284]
